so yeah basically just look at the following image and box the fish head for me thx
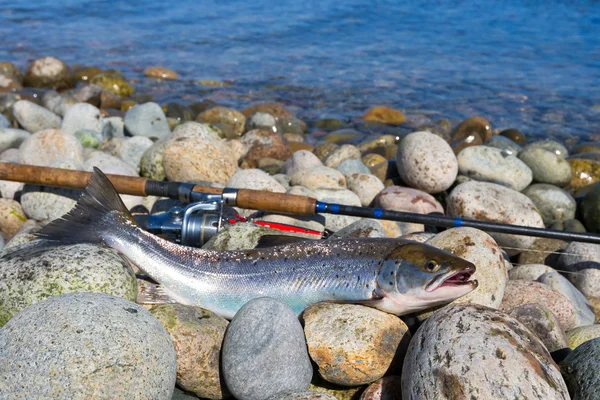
[375,242,478,314]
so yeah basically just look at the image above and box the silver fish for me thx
[31,168,478,319]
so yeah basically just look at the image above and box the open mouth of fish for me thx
[425,266,477,292]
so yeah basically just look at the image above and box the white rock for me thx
[290,166,346,190]
[283,150,323,176]
[12,100,61,133]
[61,103,103,135]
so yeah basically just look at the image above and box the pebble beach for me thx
[1,1,600,399]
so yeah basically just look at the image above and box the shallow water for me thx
[1,0,599,139]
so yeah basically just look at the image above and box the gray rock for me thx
[0,292,176,399]
[222,297,312,400]
[246,112,278,132]
[345,173,384,206]
[527,139,569,158]
[518,146,572,187]
[537,271,595,328]
[560,337,600,399]
[402,304,569,399]
[523,183,576,226]
[267,391,337,400]
[0,243,137,327]
[485,135,523,155]
[457,145,533,191]
[12,100,61,133]
[509,303,569,353]
[283,150,324,176]
[119,136,154,172]
[558,242,600,300]
[41,89,76,117]
[61,103,103,135]
[311,188,362,231]
[0,113,9,128]
[124,102,170,139]
[102,116,125,138]
[0,128,30,153]
[509,264,557,281]
[336,159,371,175]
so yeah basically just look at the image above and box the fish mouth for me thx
[425,265,477,292]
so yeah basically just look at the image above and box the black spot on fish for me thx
[366,284,370,289]
[335,274,339,279]
[389,281,393,286]
[284,257,288,262]
[390,271,393,276]
[124,307,138,314]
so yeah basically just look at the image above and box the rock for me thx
[171,120,222,140]
[149,305,229,399]
[447,181,545,253]
[164,102,194,122]
[118,136,154,172]
[227,169,286,216]
[0,113,9,128]
[345,173,384,206]
[499,128,527,145]
[568,159,600,192]
[527,139,569,158]
[401,304,569,399]
[290,166,346,190]
[283,150,324,176]
[162,135,238,185]
[523,184,576,226]
[0,73,22,92]
[60,103,103,135]
[22,56,74,90]
[518,145,572,187]
[582,182,600,233]
[197,106,246,137]
[279,117,306,135]
[557,242,600,302]
[19,129,84,166]
[41,90,78,117]
[336,159,371,175]
[0,198,26,238]
[90,73,134,97]
[241,130,291,168]
[560,337,600,399]
[0,292,175,399]
[268,391,338,400]
[323,144,361,168]
[395,131,457,193]
[245,112,278,132]
[374,186,444,214]
[97,137,126,156]
[0,128,29,153]
[102,116,125,138]
[13,100,62,133]
[518,238,568,266]
[451,116,493,142]
[327,219,387,239]
[303,303,410,386]
[566,325,600,350]
[537,271,595,328]
[509,264,557,281]
[222,297,312,400]
[485,134,523,155]
[500,280,577,330]
[144,66,179,80]
[311,189,362,231]
[73,83,102,104]
[457,145,532,191]
[123,103,169,139]
[450,129,483,154]
[359,376,402,400]
[414,227,508,321]
[509,303,570,353]
[323,129,363,145]
[203,223,284,251]
[308,384,363,400]
[74,129,102,148]
[363,106,405,125]
[242,102,294,118]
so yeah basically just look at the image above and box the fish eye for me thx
[423,260,439,272]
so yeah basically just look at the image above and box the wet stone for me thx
[323,144,361,168]
[144,66,179,80]
[242,102,294,119]
[363,106,406,125]
[518,145,572,187]
[526,139,568,158]
[451,116,493,142]
[582,182,600,233]
[22,56,74,90]
[90,73,134,97]
[196,106,246,137]
[499,128,527,145]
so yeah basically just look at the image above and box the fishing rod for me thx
[1,162,599,245]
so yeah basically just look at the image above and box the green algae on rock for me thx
[90,73,135,97]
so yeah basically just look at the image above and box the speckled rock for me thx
[0,128,28,152]
[60,102,103,136]
[124,102,170,139]
[22,56,74,90]
[0,292,175,399]
[222,297,313,400]
[457,145,532,191]
[303,303,410,386]
[162,135,238,185]
[323,144,361,168]
[568,159,600,192]
[241,130,291,168]
[139,139,168,180]
[359,376,402,400]
[566,325,600,350]
[267,390,338,400]
[13,100,62,133]
[149,304,229,399]
[41,89,77,117]
[19,129,84,166]
[227,169,286,193]
[374,186,444,215]
[283,150,324,176]
[518,145,572,187]
[447,181,545,253]
[537,271,595,328]
[451,116,493,142]
[509,264,557,281]
[144,66,179,80]
[395,131,457,193]
[290,166,346,190]
[118,136,154,172]
[196,106,246,137]
[0,198,26,239]
[307,384,363,400]
[509,303,570,353]
[560,337,600,399]
[242,102,294,119]
[401,304,569,400]
[523,183,576,226]
[500,280,577,330]
[485,134,523,155]
[557,242,600,302]
[245,112,278,132]
[0,243,137,327]
[345,173,384,206]
[311,189,362,231]
[414,227,508,321]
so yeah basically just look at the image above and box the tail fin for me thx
[34,167,135,245]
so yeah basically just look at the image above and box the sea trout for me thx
[27,168,478,319]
